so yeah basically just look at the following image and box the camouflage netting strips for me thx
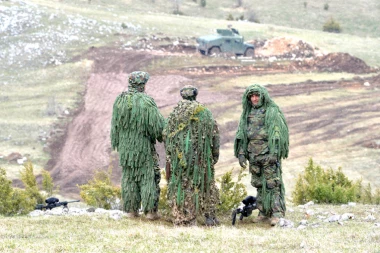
[111,72,165,213]
[165,100,218,216]
[234,84,289,216]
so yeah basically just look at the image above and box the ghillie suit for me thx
[111,71,165,215]
[234,84,289,222]
[164,85,220,226]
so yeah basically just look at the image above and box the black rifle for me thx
[231,196,257,225]
[35,197,80,211]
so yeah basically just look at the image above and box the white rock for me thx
[304,201,314,207]
[29,210,44,217]
[364,214,376,221]
[278,218,294,228]
[327,214,341,222]
[374,223,380,227]
[348,202,356,206]
[363,82,371,87]
[299,219,308,225]
[95,208,108,214]
[297,225,307,230]
[341,213,355,221]
[305,209,314,216]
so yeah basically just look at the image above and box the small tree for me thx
[292,158,379,205]
[323,17,342,33]
[217,167,247,214]
[226,14,234,21]
[20,162,45,204]
[41,169,59,196]
[79,168,121,210]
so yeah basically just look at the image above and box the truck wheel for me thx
[209,47,221,56]
[244,48,255,57]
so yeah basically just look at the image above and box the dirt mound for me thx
[253,37,316,58]
[308,53,372,74]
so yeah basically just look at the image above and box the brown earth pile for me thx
[302,53,373,74]
[253,37,316,58]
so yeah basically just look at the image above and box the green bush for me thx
[324,3,329,11]
[78,168,121,210]
[217,167,247,214]
[158,170,171,217]
[20,162,45,205]
[200,0,206,7]
[323,17,342,33]
[292,158,379,205]
[0,166,39,215]
[41,169,59,196]
[226,14,234,21]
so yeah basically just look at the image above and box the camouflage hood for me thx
[128,71,149,92]
[234,84,289,159]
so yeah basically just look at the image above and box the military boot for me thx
[146,211,160,221]
[126,212,139,218]
[205,215,220,226]
[252,215,268,223]
[270,217,280,226]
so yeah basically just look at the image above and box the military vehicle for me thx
[196,29,254,57]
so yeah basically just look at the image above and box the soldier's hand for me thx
[238,154,247,168]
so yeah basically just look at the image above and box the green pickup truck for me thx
[196,29,255,57]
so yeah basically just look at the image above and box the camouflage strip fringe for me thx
[111,91,164,212]
[234,84,289,160]
[165,100,218,216]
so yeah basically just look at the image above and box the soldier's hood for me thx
[243,84,271,108]
[128,71,150,92]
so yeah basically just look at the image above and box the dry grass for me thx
[0,203,379,252]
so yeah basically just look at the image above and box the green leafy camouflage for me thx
[110,72,164,213]
[234,84,289,218]
[164,98,220,225]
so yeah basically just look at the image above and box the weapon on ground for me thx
[231,196,257,225]
[35,197,80,211]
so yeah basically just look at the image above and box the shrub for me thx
[0,167,37,215]
[78,168,121,210]
[158,170,171,217]
[20,162,45,205]
[323,17,342,33]
[200,0,206,7]
[217,167,247,214]
[226,14,234,21]
[292,158,379,205]
[304,2,307,8]
[324,3,329,11]
[41,169,59,196]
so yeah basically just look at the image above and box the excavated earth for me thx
[43,38,380,196]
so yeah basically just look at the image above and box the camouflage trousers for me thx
[168,179,219,226]
[121,152,161,213]
[249,152,286,218]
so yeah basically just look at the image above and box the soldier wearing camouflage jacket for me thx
[164,85,220,226]
[110,71,165,220]
[234,84,289,226]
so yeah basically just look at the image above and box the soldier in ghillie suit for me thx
[110,71,165,220]
[164,85,220,226]
[234,84,289,226]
